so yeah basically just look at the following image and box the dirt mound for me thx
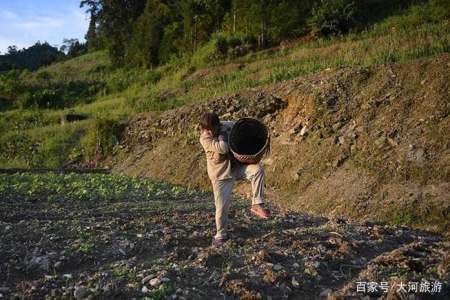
[109,54,449,232]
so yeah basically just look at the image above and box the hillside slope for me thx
[109,54,449,232]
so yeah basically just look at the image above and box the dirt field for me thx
[0,174,448,299]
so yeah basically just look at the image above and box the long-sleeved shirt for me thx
[199,121,236,181]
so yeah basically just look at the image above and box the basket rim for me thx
[229,117,270,158]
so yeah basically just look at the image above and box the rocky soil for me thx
[0,189,448,299]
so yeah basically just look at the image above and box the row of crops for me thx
[0,172,203,202]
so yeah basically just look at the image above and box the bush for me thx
[17,89,64,109]
[0,131,35,164]
[309,0,358,36]
[81,118,125,164]
[412,0,450,22]
[31,129,81,168]
[191,35,230,68]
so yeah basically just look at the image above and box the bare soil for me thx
[0,194,448,299]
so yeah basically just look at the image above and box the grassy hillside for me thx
[1,0,448,169]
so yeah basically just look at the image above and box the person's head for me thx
[199,112,220,136]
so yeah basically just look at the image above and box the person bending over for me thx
[199,112,270,247]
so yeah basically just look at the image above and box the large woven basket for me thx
[229,118,270,164]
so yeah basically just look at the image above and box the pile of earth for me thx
[107,54,449,232]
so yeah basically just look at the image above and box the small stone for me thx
[273,264,283,271]
[141,274,155,284]
[291,277,300,288]
[63,273,73,279]
[4,226,11,231]
[141,286,149,293]
[319,288,332,297]
[149,278,161,287]
[292,263,300,269]
[54,261,62,269]
[161,277,170,283]
[299,126,308,136]
[137,234,143,238]
[74,286,89,300]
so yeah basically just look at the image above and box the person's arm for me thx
[200,132,229,154]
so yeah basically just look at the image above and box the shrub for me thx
[191,35,229,68]
[31,129,81,168]
[17,89,64,109]
[81,118,125,164]
[0,131,35,164]
[308,0,358,36]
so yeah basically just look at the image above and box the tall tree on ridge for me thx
[129,0,169,68]
[80,0,102,50]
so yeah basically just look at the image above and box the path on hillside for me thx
[0,193,448,299]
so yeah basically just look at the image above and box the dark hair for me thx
[199,112,220,131]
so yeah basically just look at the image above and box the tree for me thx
[61,38,87,57]
[0,42,63,71]
[96,0,147,65]
[7,46,18,55]
[128,0,169,68]
[80,0,102,50]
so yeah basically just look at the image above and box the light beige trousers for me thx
[211,163,265,239]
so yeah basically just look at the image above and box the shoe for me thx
[250,205,270,219]
[212,237,226,247]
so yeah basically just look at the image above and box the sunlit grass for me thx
[1,1,449,168]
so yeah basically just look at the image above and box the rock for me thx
[74,286,89,300]
[387,137,398,147]
[161,277,170,283]
[63,273,73,279]
[149,278,161,287]
[299,126,308,136]
[319,288,332,297]
[273,264,284,271]
[141,274,155,284]
[333,154,348,167]
[291,277,300,288]
[29,255,51,271]
[141,286,149,293]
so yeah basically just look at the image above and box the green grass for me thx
[0,0,449,168]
